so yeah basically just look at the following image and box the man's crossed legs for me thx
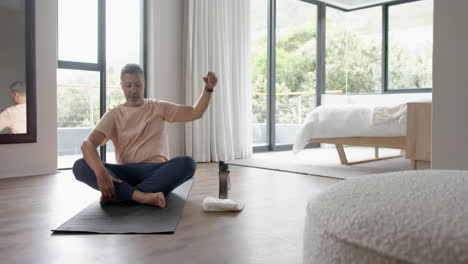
[72,156,196,207]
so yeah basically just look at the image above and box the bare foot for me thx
[99,196,124,205]
[132,190,166,208]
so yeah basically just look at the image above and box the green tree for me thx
[57,67,127,128]
[252,20,431,124]
[252,24,317,124]
[57,85,99,128]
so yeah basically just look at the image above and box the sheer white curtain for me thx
[185,0,252,162]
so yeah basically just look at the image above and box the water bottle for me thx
[218,161,231,199]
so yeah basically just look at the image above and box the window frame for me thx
[384,0,433,92]
[254,0,321,152]
[253,0,432,152]
[57,0,148,167]
[304,0,432,95]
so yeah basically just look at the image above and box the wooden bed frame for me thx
[308,136,406,165]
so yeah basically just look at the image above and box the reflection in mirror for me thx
[0,1,27,135]
[0,81,27,134]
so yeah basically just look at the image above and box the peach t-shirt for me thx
[0,103,27,134]
[95,99,194,164]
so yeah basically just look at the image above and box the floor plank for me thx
[0,163,339,264]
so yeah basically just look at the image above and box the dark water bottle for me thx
[218,161,231,199]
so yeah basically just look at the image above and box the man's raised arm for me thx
[193,71,218,118]
[166,72,218,122]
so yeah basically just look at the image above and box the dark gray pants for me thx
[72,156,196,200]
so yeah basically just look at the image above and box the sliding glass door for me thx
[252,0,318,151]
[275,0,317,146]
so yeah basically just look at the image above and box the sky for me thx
[58,0,142,81]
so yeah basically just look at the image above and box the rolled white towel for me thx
[202,196,245,212]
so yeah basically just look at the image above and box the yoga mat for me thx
[52,179,193,234]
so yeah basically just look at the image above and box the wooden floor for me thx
[0,163,339,264]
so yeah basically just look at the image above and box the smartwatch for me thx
[205,87,214,93]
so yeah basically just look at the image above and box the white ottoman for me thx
[304,170,468,264]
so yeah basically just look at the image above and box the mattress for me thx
[293,104,407,153]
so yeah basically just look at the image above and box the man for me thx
[0,81,27,134]
[73,64,218,208]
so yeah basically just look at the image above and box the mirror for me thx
[0,0,36,144]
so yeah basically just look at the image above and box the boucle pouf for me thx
[303,170,468,264]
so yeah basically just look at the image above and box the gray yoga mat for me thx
[52,179,193,234]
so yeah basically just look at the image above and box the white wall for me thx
[147,0,185,157]
[432,0,468,169]
[0,0,58,178]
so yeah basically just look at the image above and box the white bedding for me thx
[293,104,407,153]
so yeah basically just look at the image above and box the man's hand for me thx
[203,72,218,89]
[96,170,122,199]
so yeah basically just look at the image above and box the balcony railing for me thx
[57,86,323,157]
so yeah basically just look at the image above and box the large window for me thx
[252,0,318,149]
[252,0,432,151]
[388,0,433,89]
[57,0,146,168]
[58,0,98,63]
[326,6,382,94]
[57,70,100,167]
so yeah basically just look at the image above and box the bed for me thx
[293,103,407,165]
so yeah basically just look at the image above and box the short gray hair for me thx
[9,81,26,94]
[120,63,144,80]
